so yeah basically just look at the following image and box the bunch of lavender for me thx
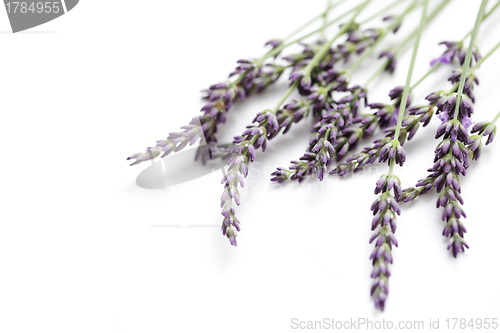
[398,0,488,257]
[331,81,439,177]
[271,86,368,182]
[126,0,500,312]
[271,1,419,182]
[126,0,359,167]
[220,1,372,245]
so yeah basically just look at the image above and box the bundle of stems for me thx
[127,0,500,311]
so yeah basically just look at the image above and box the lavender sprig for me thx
[330,84,440,177]
[369,0,427,310]
[370,174,401,310]
[469,116,498,159]
[127,56,284,166]
[221,92,308,245]
[399,0,488,257]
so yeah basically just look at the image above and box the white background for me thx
[1,0,499,332]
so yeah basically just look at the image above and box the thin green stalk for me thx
[349,0,419,73]
[272,81,300,113]
[453,0,488,120]
[372,0,496,89]
[229,1,356,89]
[491,110,500,125]
[472,40,500,70]
[394,0,451,55]
[364,0,450,87]
[478,110,500,137]
[352,3,417,73]
[304,0,371,74]
[321,0,333,39]
[461,0,500,41]
[365,64,387,86]
[410,61,441,89]
[272,0,372,114]
[263,0,406,63]
[389,0,428,175]
[262,2,364,62]
[359,0,408,25]
[283,0,347,42]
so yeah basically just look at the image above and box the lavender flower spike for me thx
[222,101,312,245]
[128,39,286,166]
[127,147,162,166]
[369,0,427,310]
[370,174,401,311]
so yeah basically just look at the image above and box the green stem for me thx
[394,0,451,55]
[261,3,364,62]
[283,0,347,42]
[348,0,419,73]
[478,110,500,137]
[410,61,441,89]
[304,0,371,74]
[262,0,405,63]
[461,0,500,41]
[365,63,387,86]
[453,0,488,120]
[364,0,450,87]
[359,0,408,25]
[272,81,300,113]
[376,0,497,90]
[321,0,333,39]
[491,110,500,125]
[471,40,500,70]
[388,159,396,175]
[230,69,251,87]
[272,0,371,114]
[389,0,428,175]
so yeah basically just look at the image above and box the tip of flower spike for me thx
[127,147,161,166]
[226,226,238,246]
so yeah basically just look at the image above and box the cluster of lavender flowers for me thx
[271,15,409,183]
[221,105,311,245]
[369,174,402,310]
[430,40,481,66]
[271,86,368,182]
[127,43,286,166]
[398,65,481,256]
[287,24,385,96]
[330,86,422,176]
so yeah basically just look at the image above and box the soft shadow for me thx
[135,144,231,189]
